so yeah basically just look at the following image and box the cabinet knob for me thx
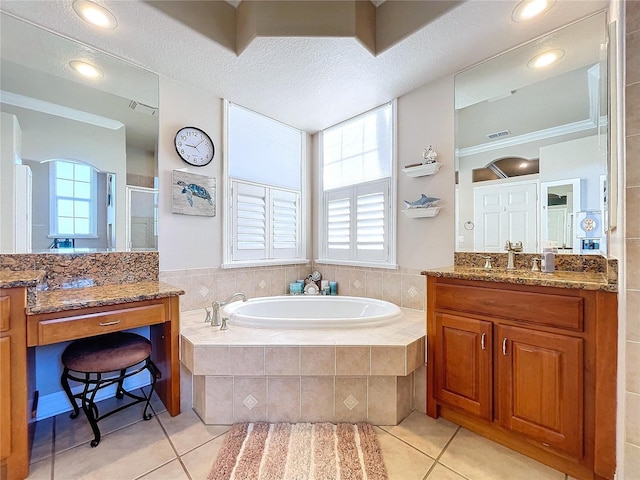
[502,337,508,355]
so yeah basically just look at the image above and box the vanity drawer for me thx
[435,283,583,331]
[36,304,166,345]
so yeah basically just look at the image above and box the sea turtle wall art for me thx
[172,170,216,217]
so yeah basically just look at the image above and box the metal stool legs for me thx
[60,358,160,447]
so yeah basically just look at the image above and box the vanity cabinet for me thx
[426,276,617,480]
[0,288,30,480]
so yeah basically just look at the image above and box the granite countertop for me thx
[421,266,616,292]
[28,281,185,315]
[0,269,46,288]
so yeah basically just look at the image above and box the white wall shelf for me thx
[401,161,442,177]
[401,206,441,218]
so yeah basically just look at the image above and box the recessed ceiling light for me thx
[72,0,117,29]
[527,49,565,69]
[69,60,104,79]
[512,0,555,22]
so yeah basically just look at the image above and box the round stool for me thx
[60,332,160,447]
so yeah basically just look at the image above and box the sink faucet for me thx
[504,240,523,270]
[211,292,247,327]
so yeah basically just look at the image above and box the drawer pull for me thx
[481,333,486,350]
[502,337,508,355]
[99,320,121,327]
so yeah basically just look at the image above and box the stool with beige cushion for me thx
[60,331,160,447]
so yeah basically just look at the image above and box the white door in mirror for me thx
[174,127,215,166]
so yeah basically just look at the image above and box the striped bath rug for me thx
[208,422,388,480]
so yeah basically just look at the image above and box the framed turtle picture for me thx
[172,170,216,217]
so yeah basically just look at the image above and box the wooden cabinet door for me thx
[0,336,11,461]
[498,325,583,457]
[435,312,492,420]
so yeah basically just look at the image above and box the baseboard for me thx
[35,374,151,421]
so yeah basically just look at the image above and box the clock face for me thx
[174,127,214,166]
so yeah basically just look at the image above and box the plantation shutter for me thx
[325,190,351,260]
[232,180,300,261]
[324,179,389,261]
[356,181,388,261]
[271,189,299,259]
[232,182,267,260]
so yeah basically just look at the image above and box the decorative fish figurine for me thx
[404,194,440,209]
[177,180,213,207]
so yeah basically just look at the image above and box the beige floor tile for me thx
[427,463,469,480]
[375,427,434,480]
[379,411,458,458]
[181,435,227,480]
[136,459,189,480]
[439,429,565,480]
[157,408,228,455]
[53,418,176,480]
[30,416,53,463]
[25,457,52,480]
[55,391,157,453]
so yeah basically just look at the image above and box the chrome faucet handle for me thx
[531,258,541,272]
[204,307,212,323]
[220,318,228,331]
[478,255,492,270]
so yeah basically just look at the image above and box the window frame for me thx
[317,100,398,268]
[222,100,308,268]
[49,160,98,239]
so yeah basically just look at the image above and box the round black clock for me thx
[174,126,214,167]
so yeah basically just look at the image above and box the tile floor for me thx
[26,384,575,480]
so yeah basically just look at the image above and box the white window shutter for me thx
[271,189,299,259]
[356,181,388,261]
[232,181,267,260]
[325,189,352,260]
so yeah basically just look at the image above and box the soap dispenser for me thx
[541,249,555,273]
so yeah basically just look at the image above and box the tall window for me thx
[225,102,306,266]
[319,102,396,266]
[49,160,97,237]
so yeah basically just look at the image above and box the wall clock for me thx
[174,126,214,167]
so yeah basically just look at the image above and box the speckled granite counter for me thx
[27,281,185,315]
[421,265,616,292]
[0,270,45,289]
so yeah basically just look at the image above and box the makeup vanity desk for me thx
[0,272,183,480]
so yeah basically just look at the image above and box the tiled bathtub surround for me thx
[160,263,426,312]
[180,308,426,426]
[0,252,159,290]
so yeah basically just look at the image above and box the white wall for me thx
[396,76,455,269]
[0,112,21,253]
[157,76,223,271]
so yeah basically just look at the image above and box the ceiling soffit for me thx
[144,0,462,56]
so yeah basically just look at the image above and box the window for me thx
[224,102,306,266]
[319,101,396,267]
[49,160,97,237]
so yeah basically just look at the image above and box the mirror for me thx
[0,13,159,253]
[454,12,608,255]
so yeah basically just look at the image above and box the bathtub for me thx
[222,295,403,329]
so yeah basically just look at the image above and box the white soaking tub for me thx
[222,295,403,329]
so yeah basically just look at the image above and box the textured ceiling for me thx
[0,0,608,133]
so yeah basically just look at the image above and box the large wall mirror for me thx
[454,11,608,255]
[0,13,159,253]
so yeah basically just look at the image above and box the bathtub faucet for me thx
[211,292,248,327]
